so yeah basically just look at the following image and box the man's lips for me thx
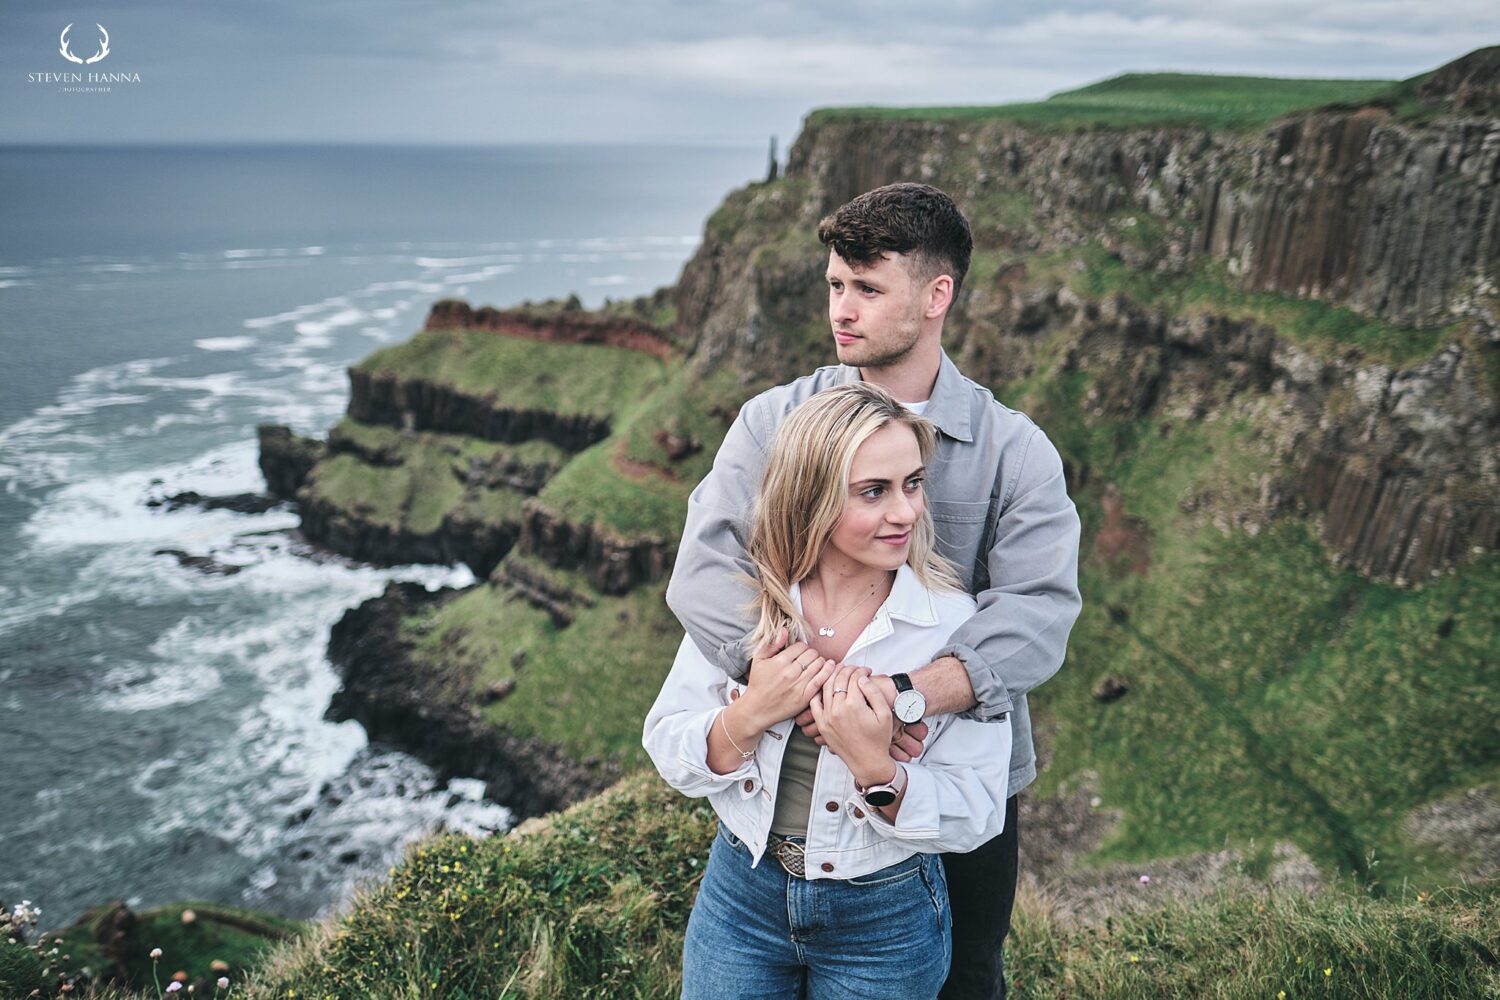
[834,330,860,345]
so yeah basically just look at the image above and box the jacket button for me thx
[824,801,839,812]
[820,862,834,873]
[743,780,754,792]
[853,807,866,819]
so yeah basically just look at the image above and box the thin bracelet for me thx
[719,709,755,761]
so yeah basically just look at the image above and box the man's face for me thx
[825,251,927,369]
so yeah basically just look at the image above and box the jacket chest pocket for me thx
[929,498,990,590]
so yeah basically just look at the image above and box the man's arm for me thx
[664,403,769,681]
[928,426,1082,721]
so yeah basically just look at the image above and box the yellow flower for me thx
[1324,968,1332,977]
[1128,954,1140,963]
[1277,992,1286,999]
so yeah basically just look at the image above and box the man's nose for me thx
[830,290,856,324]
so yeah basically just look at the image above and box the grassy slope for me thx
[302,422,556,534]
[1006,342,1500,887]
[236,773,1500,1000]
[355,327,669,421]
[811,72,1399,132]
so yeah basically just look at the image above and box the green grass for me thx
[228,773,1499,1000]
[1026,241,1457,367]
[811,72,1399,133]
[355,328,668,422]
[404,557,686,764]
[303,424,536,535]
[1005,358,1500,886]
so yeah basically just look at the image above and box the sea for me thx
[0,143,762,929]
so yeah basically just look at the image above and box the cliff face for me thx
[668,73,1500,582]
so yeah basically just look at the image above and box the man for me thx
[665,182,1081,999]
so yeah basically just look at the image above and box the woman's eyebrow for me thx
[850,465,926,486]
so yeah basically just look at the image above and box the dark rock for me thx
[147,491,285,515]
[325,582,613,819]
[479,678,516,705]
[257,425,325,499]
[653,428,701,462]
[152,548,244,576]
[1417,46,1500,114]
[521,503,675,595]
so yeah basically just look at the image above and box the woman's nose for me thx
[889,492,917,525]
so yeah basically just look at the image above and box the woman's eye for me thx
[861,486,884,499]
[905,477,924,491]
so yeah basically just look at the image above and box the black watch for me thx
[890,672,926,724]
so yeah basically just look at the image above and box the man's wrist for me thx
[909,655,978,716]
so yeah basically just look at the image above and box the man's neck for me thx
[858,339,942,403]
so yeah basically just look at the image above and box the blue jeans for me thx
[682,825,952,999]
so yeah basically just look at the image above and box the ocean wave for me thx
[588,274,629,286]
[195,336,256,352]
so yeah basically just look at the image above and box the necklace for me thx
[807,576,885,638]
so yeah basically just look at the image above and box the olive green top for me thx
[770,728,821,837]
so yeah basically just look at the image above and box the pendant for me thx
[818,626,835,638]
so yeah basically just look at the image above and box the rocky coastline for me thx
[324,581,615,820]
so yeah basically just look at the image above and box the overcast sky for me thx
[4,1,1495,146]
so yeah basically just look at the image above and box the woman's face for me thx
[823,422,926,574]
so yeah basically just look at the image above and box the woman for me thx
[643,382,1012,999]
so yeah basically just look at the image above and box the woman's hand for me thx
[736,628,836,731]
[809,665,898,788]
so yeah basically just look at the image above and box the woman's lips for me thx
[877,531,911,545]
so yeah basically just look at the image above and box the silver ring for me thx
[833,688,848,695]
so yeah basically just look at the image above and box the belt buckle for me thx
[770,836,806,878]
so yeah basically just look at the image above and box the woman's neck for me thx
[804,554,896,614]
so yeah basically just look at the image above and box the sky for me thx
[3,1,1497,147]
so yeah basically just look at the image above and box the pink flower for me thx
[166,984,182,993]
[1139,875,1151,884]
[217,978,230,990]
[150,947,163,959]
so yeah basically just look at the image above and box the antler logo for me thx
[59,23,110,65]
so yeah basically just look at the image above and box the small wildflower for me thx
[181,909,197,924]
[1324,968,1332,977]
[151,948,163,959]
[167,984,182,994]
[1128,953,1140,963]
[1138,875,1151,884]
[218,977,230,989]
[1277,992,1286,999]
[211,960,229,973]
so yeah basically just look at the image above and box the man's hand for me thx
[796,671,930,761]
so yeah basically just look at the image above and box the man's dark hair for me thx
[816,183,973,299]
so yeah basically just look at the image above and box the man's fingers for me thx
[891,730,924,760]
[794,707,815,728]
[905,719,931,742]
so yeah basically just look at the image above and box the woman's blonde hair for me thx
[745,382,964,653]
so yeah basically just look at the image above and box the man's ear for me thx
[924,274,954,319]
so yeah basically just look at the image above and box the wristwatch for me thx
[890,673,926,724]
[858,764,908,808]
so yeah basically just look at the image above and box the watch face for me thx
[863,787,898,807]
[893,689,926,724]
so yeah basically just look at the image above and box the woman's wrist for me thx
[850,757,899,789]
[722,699,770,746]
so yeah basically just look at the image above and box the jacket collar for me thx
[835,349,973,444]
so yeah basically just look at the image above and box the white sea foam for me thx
[0,279,34,289]
[195,336,256,352]
[413,253,520,269]
[441,264,515,285]
[588,274,629,286]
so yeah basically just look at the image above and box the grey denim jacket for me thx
[664,351,1083,796]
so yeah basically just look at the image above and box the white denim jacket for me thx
[643,564,1011,880]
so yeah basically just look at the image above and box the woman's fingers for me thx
[801,659,836,701]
